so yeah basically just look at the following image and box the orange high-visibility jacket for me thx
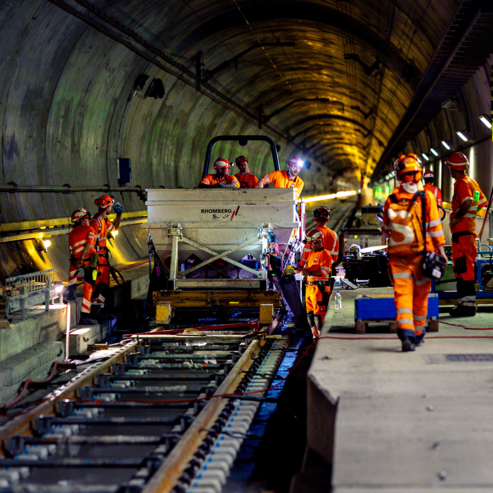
[304,249,332,282]
[200,174,240,187]
[262,170,304,198]
[450,174,487,234]
[69,224,96,259]
[383,187,445,256]
[423,183,443,207]
[235,172,258,189]
[299,226,339,268]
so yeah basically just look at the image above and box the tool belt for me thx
[307,280,330,286]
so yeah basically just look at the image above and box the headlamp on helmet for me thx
[288,157,304,168]
[304,229,324,244]
[213,158,232,170]
[235,156,248,165]
[395,154,422,181]
[71,207,90,224]
[94,195,114,209]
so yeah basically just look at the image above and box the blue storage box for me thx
[355,293,439,321]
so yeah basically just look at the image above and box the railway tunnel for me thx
[0,0,493,492]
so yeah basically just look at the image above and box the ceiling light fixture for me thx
[421,153,429,161]
[441,140,451,150]
[479,114,492,129]
[456,131,469,142]
[430,148,439,157]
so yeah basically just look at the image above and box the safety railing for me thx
[4,269,63,320]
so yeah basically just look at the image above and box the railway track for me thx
[0,327,290,493]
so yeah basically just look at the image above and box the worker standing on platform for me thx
[81,195,123,313]
[199,158,240,188]
[257,157,305,199]
[299,206,339,268]
[423,170,443,207]
[234,156,258,188]
[446,152,487,317]
[67,208,98,325]
[382,154,446,351]
[294,229,332,339]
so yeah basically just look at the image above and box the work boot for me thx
[401,337,415,352]
[64,286,77,302]
[79,315,98,325]
[449,304,476,317]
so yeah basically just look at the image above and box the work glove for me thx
[212,183,226,188]
[113,202,123,216]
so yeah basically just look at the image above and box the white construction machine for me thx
[142,136,305,325]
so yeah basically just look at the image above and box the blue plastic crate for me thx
[355,293,439,320]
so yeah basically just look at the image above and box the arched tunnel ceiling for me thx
[2,0,491,192]
[35,0,477,187]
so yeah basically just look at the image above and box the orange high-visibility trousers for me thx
[388,255,431,343]
[306,283,330,322]
[451,233,476,282]
[451,233,476,306]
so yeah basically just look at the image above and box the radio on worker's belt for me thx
[422,251,447,280]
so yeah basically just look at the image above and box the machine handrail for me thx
[202,135,280,179]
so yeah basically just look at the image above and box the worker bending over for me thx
[199,158,240,188]
[382,154,446,352]
[67,208,98,325]
[234,156,258,188]
[299,206,339,268]
[257,157,304,199]
[294,229,332,339]
[423,169,443,207]
[78,195,123,315]
[446,152,487,317]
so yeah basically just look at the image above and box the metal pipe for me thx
[0,183,146,194]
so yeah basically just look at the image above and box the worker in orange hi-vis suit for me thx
[67,208,98,325]
[423,170,443,207]
[78,196,122,315]
[294,229,332,339]
[198,158,240,188]
[234,156,258,189]
[382,154,447,352]
[446,152,487,317]
[257,157,305,199]
[299,206,339,269]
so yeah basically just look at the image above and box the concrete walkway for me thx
[307,287,493,492]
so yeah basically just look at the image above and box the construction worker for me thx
[299,206,339,268]
[423,169,443,207]
[392,154,424,193]
[446,152,487,317]
[234,156,258,188]
[257,157,304,199]
[382,154,446,351]
[198,158,240,188]
[67,208,98,325]
[79,195,123,315]
[294,229,332,339]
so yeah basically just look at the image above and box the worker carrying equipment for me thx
[199,158,240,188]
[382,153,447,352]
[446,152,487,317]
[67,207,98,325]
[257,157,305,199]
[294,229,332,340]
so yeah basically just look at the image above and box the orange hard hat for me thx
[94,195,114,208]
[445,152,469,171]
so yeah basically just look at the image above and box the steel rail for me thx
[0,329,289,492]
